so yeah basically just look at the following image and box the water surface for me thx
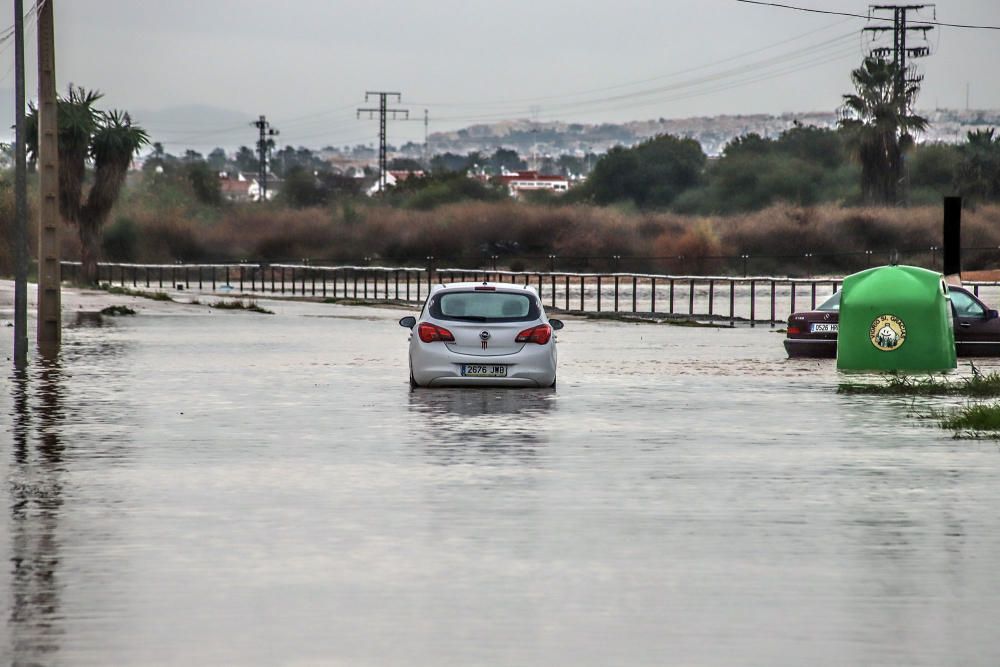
[3,299,999,666]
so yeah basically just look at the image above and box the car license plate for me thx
[462,364,507,377]
[811,323,838,333]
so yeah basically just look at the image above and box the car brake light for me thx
[787,326,802,335]
[417,322,455,343]
[474,285,496,291]
[515,323,552,345]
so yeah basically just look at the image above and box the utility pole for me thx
[37,0,60,353]
[423,109,429,167]
[357,91,408,194]
[13,0,27,368]
[865,4,934,116]
[251,115,279,201]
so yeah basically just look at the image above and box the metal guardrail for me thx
[65,261,1000,327]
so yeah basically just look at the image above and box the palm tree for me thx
[839,57,927,205]
[26,86,148,284]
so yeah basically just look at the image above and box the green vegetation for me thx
[26,85,148,285]
[838,368,1000,397]
[939,403,1000,433]
[210,299,274,314]
[839,58,927,205]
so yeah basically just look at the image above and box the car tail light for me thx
[418,322,455,343]
[515,323,552,345]
[787,326,802,335]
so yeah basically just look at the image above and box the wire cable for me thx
[733,0,1000,30]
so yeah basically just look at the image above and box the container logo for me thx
[869,314,907,351]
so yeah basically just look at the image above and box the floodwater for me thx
[2,294,1000,666]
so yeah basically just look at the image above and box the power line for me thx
[733,0,1000,30]
[358,91,408,194]
[251,115,279,201]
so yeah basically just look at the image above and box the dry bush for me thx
[96,196,1000,278]
[651,217,731,274]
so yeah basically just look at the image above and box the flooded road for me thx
[3,294,1000,665]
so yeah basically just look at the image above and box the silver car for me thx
[399,281,563,388]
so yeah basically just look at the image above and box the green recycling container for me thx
[836,265,956,371]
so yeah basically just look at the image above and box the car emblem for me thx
[480,330,490,350]
[824,313,831,321]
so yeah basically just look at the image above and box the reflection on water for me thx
[8,360,65,664]
[408,389,556,464]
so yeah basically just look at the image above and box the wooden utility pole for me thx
[13,0,28,367]
[37,0,60,351]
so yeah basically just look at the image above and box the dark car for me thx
[784,285,1000,358]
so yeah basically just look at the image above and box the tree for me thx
[583,134,706,208]
[839,57,927,205]
[186,161,223,205]
[954,129,1000,204]
[26,86,148,284]
[235,145,258,173]
[207,147,228,171]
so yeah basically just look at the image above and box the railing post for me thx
[239,265,244,292]
[669,279,675,314]
[597,276,602,312]
[790,282,796,316]
[811,282,817,310]
[770,280,776,326]
[729,280,735,327]
[632,276,637,312]
[565,275,570,311]
[580,276,585,311]
[614,276,619,312]
[689,279,695,316]
[750,279,756,327]
[212,266,217,291]
[651,277,656,313]
[708,279,715,316]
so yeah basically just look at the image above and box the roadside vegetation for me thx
[101,284,173,301]
[838,368,1000,397]
[209,299,273,314]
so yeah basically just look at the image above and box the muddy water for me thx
[3,298,1000,666]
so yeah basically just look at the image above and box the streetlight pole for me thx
[12,0,27,368]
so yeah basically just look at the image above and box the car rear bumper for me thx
[410,343,557,388]
[783,338,836,358]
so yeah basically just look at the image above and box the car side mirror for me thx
[549,318,564,330]
[399,316,416,329]
[988,310,999,320]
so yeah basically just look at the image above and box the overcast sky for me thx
[2,0,999,151]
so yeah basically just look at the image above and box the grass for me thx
[101,284,173,301]
[838,365,1000,397]
[100,305,136,316]
[939,403,1000,432]
[209,299,274,314]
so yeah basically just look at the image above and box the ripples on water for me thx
[3,305,1000,666]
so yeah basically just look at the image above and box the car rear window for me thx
[430,291,539,322]
[818,291,841,311]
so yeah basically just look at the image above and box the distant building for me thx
[495,170,570,198]
[218,171,282,202]
[367,169,425,196]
